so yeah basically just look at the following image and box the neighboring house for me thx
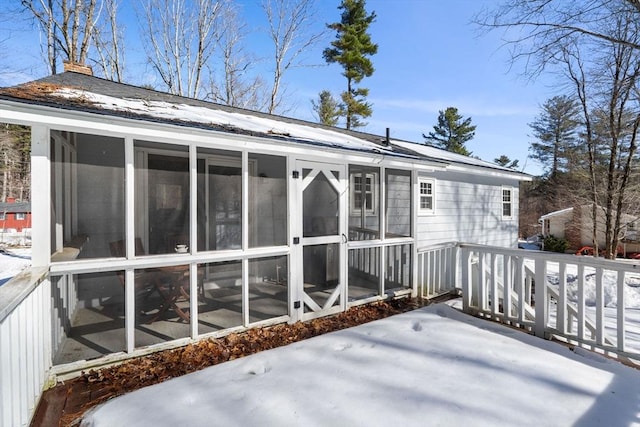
[0,197,31,232]
[540,205,640,254]
[0,66,530,376]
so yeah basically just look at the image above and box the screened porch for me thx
[46,129,414,367]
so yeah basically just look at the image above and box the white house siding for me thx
[415,170,520,249]
[547,212,572,238]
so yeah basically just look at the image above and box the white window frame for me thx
[350,172,377,215]
[418,177,435,215]
[15,212,26,220]
[502,187,514,219]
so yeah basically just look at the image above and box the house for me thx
[0,67,530,391]
[0,197,31,233]
[540,205,640,254]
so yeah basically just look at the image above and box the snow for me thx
[0,248,31,286]
[540,261,640,309]
[392,139,517,172]
[81,303,640,427]
[53,89,400,155]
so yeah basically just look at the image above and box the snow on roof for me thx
[52,87,406,156]
[0,72,530,178]
[392,139,523,174]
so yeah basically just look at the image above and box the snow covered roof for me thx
[0,72,528,178]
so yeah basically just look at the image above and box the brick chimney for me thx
[6,197,16,204]
[63,60,93,76]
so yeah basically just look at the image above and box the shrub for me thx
[543,235,569,253]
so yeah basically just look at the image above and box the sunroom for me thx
[23,84,445,371]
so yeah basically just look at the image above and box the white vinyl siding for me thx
[416,172,519,248]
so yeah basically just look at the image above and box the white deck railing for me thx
[0,267,50,427]
[416,243,640,361]
[3,242,639,426]
[416,242,459,299]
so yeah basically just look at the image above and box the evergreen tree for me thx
[323,0,378,130]
[423,107,476,156]
[494,155,519,169]
[529,95,581,178]
[311,90,342,126]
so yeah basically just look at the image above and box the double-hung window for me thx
[350,172,376,214]
[502,187,513,219]
[418,178,435,214]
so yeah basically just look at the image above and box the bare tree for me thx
[262,0,326,114]
[141,0,222,98]
[207,2,265,109]
[475,0,640,76]
[559,14,640,259]
[0,124,31,203]
[91,0,124,81]
[22,0,99,74]
[479,0,640,258]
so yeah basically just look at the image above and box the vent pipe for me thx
[385,128,390,146]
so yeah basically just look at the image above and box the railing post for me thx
[595,267,604,346]
[461,247,471,312]
[451,244,459,291]
[617,271,626,354]
[557,262,566,334]
[534,259,548,338]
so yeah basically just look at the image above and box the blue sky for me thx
[1,0,557,175]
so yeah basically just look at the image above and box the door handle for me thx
[341,233,347,243]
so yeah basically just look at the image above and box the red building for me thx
[0,197,32,232]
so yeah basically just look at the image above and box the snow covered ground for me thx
[81,303,640,427]
[0,247,31,286]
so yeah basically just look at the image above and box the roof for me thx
[0,72,528,178]
[539,207,574,221]
[0,202,30,213]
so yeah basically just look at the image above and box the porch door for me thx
[295,161,347,320]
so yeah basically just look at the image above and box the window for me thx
[418,178,435,214]
[502,187,513,218]
[350,172,377,214]
[0,212,5,220]
[15,213,26,220]
[349,166,380,241]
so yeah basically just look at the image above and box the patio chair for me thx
[109,238,164,316]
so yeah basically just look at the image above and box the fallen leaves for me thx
[42,297,428,426]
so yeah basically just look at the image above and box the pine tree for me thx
[323,0,377,130]
[423,107,476,156]
[494,155,519,169]
[311,90,342,126]
[529,95,581,178]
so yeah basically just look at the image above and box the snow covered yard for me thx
[81,303,640,427]
[0,247,31,286]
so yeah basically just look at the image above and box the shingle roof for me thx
[0,202,30,213]
[0,72,528,176]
